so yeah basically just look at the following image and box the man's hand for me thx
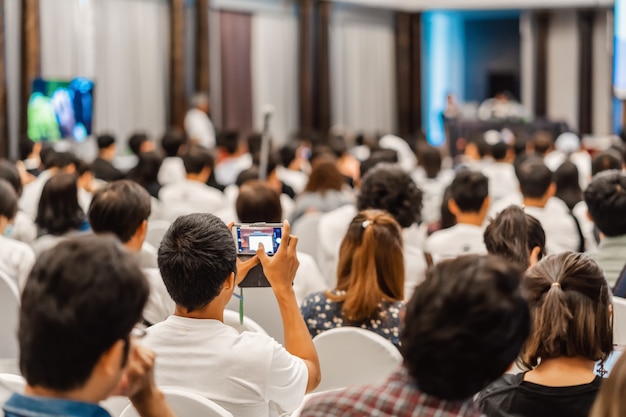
[257,220,300,294]
[227,222,260,285]
[114,343,157,402]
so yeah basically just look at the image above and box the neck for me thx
[525,356,597,387]
[174,302,224,321]
[523,196,548,208]
[455,213,484,226]
[26,384,103,404]
[186,173,207,183]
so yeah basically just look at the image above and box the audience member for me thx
[477,252,611,417]
[92,134,125,182]
[277,141,310,194]
[143,214,321,416]
[482,140,519,203]
[301,255,530,417]
[424,170,489,262]
[184,93,216,149]
[544,132,591,190]
[128,151,163,199]
[0,159,36,243]
[214,131,253,186]
[412,145,454,226]
[530,131,554,158]
[128,132,154,157]
[18,138,41,177]
[7,235,176,417]
[589,353,626,417]
[158,129,187,185]
[301,210,404,347]
[554,160,582,210]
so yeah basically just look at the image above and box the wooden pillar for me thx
[195,0,210,95]
[578,9,594,134]
[411,13,422,132]
[0,0,8,157]
[396,12,422,138]
[315,0,331,133]
[169,0,186,129]
[298,0,314,132]
[20,0,40,140]
[534,12,549,119]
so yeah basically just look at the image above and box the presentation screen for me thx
[615,0,626,99]
[27,77,95,142]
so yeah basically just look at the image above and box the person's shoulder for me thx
[476,373,523,403]
[300,386,377,417]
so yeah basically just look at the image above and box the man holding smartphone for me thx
[142,213,321,417]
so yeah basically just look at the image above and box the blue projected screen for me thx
[615,0,626,99]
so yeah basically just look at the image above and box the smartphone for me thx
[232,223,283,287]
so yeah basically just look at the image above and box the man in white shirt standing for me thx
[425,170,489,263]
[184,93,216,149]
[142,214,321,417]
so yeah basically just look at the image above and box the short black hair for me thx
[161,129,186,157]
[0,179,18,220]
[491,142,509,161]
[19,235,148,391]
[236,180,282,223]
[357,164,422,228]
[584,170,626,237]
[18,139,35,161]
[158,213,237,312]
[402,255,530,400]
[36,174,85,236]
[216,131,240,155]
[97,134,116,150]
[279,142,299,167]
[182,147,214,175]
[516,159,552,199]
[591,152,622,177]
[128,133,149,156]
[88,180,152,243]
[359,149,399,178]
[450,170,489,212]
[45,151,77,171]
[417,146,442,179]
[0,159,23,196]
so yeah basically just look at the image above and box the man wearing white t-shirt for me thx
[143,214,321,417]
[425,170,489,263]
[184,93,216,149]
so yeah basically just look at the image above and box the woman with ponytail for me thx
[300,210,404,347]
[476,252,612,417]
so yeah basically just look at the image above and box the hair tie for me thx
[551,282,561,288]
[362,220,371,229]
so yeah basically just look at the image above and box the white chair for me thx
[100,396,130,417]
[120,386,233,417]
[613,296,626,346]
[0,373,25,404]
[291,213,323,258]
[223,309,268,335]
[145,220,171,249]
[0,271,20,359]
[226,287,284,344]
[312,327,402,392]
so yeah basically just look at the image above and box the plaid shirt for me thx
[300,366,481,417]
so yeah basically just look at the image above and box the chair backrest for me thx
[291,213,323,258]
[312,327,403,392]
[222,310,269,335]
[0,373,25,405]
[120,386,233,417]
[145,219,171,249]
[613,296,626,346]
[0,271,20,359]
[225,287,284,344]
[100,396,130,417]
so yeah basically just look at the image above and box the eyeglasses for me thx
[130,324,147,339]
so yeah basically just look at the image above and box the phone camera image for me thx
[234,224,282,256]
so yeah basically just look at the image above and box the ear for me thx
[222,272,236,292]
[448,199,460,217]
[529,246,542,268]
[94,339,126,380]
[586,210,593,222]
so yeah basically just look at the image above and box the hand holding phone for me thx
[232,223,283,287]
[256,220,300,294]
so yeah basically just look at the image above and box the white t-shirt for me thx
[8,211,37,244]
[525,199,581,254]
[411,169,454,226]
[0,235,35,290]
[214,154,253,187]
[184,108,216,149]
[159,180,226,222]
[158,157,186,186]
[143,316,309,417]
[424,223,487,263]
[19,170,52,220]
[481,162,519,204]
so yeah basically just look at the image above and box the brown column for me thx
[315,0,331,133]
[20,0,41,139]
[0,0,8,157]
[578,9,594,134]
[395,12,422,138]
[169,0,186,129]
[298,0,314,132]
[195,0,210,95]
[411,13,422,132]
[534,12,549,119]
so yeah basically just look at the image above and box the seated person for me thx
[477,252,611,417]
[300,255,530,417]
[158,129,187,185]
[214,131,252,186]
[482,140,519,204]
[128,132,155,157]
[0,159,36,243]
[127,151,163,199]
[424,170,489,262]
[88,180,174,325]
[0,180,35,289]
[92,134,125,182]
[6,235,175,417]
[412,145,454,227]
[301,210,404,348]
[143,214,321,416]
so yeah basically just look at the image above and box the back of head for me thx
[97,134,116,150]
[158,213,237,312]
[584,170,626,237]
[161,129,186,157]
[130,151,163,185]
[0,159,23,196]
[402,255,530,400]
[36,173,84,235]
[216,131,240,156]
[484,206,546,268]
[236,167,260,187]
[491,141,510,161]
[357,164,422,228]
[591,152,622,177]
[532,131,554,156]
[304,158,345,193]
[554,160,582,210]
[19,139,35,161]
[516,158,552,199]
[359,149,399,178]
[19,235,148,391]
[128,133,149,156]
[279,142,299,168]
[522,252,612,369]
[236,180,282,223]
[46,151,76,171]
[0,179,18,221]
[88,180,152,243]
[418,146,442,179]
[333,210,404,322]
[182,146,214,175]
[450,169,489,212]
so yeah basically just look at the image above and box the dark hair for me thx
[554,161,582,210]
[584,170,626,237]
[491,142,509,161]
[236,167,260,187]
[450,170,489,212]
[35,174,85,236]
[402,255,530,400]
[466,137,490,159]
[439,185,456,230]
[128,133,149,156]
[304,158,345,193]
[75,159,92,177]
[532,131,554,156]
[279,142,299,167]
[161,129,186,157]
[19,139,35,161]
[182,147,214,175]
[158,213,237,312]
[0,179,18,220]
[216,131,240,155]
[522,252,612,369]
[484,206,546,268]
[128,151,163,187]
[247,132,263,157]
[19,235,149,391]
[359,149,399,178]
[516,159,552,199]
[592,152,622,177]
[417,146,442,179]
[358,164,422,228]
[45,151,76,171]
[0,159,23,196]
[97,134,116,150]
[88,180,152,243]
[236,180,282,223]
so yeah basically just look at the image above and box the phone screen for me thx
[235,225,282,255]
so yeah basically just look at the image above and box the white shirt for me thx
[159,180,226,222]
[424,223,487,263]
[214,154,253,186]
[411,169,454,226]
[184,108,216,149]
[525,199,581,255]
[19,170,52,220]
[8,211,37,244]
[573,200,597,251]
[0,235,35,290]
[158,157,186,186]
[142,268,175,325]
[482,162,519,204]
[143,316,308,417]
[277,167,308,195]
